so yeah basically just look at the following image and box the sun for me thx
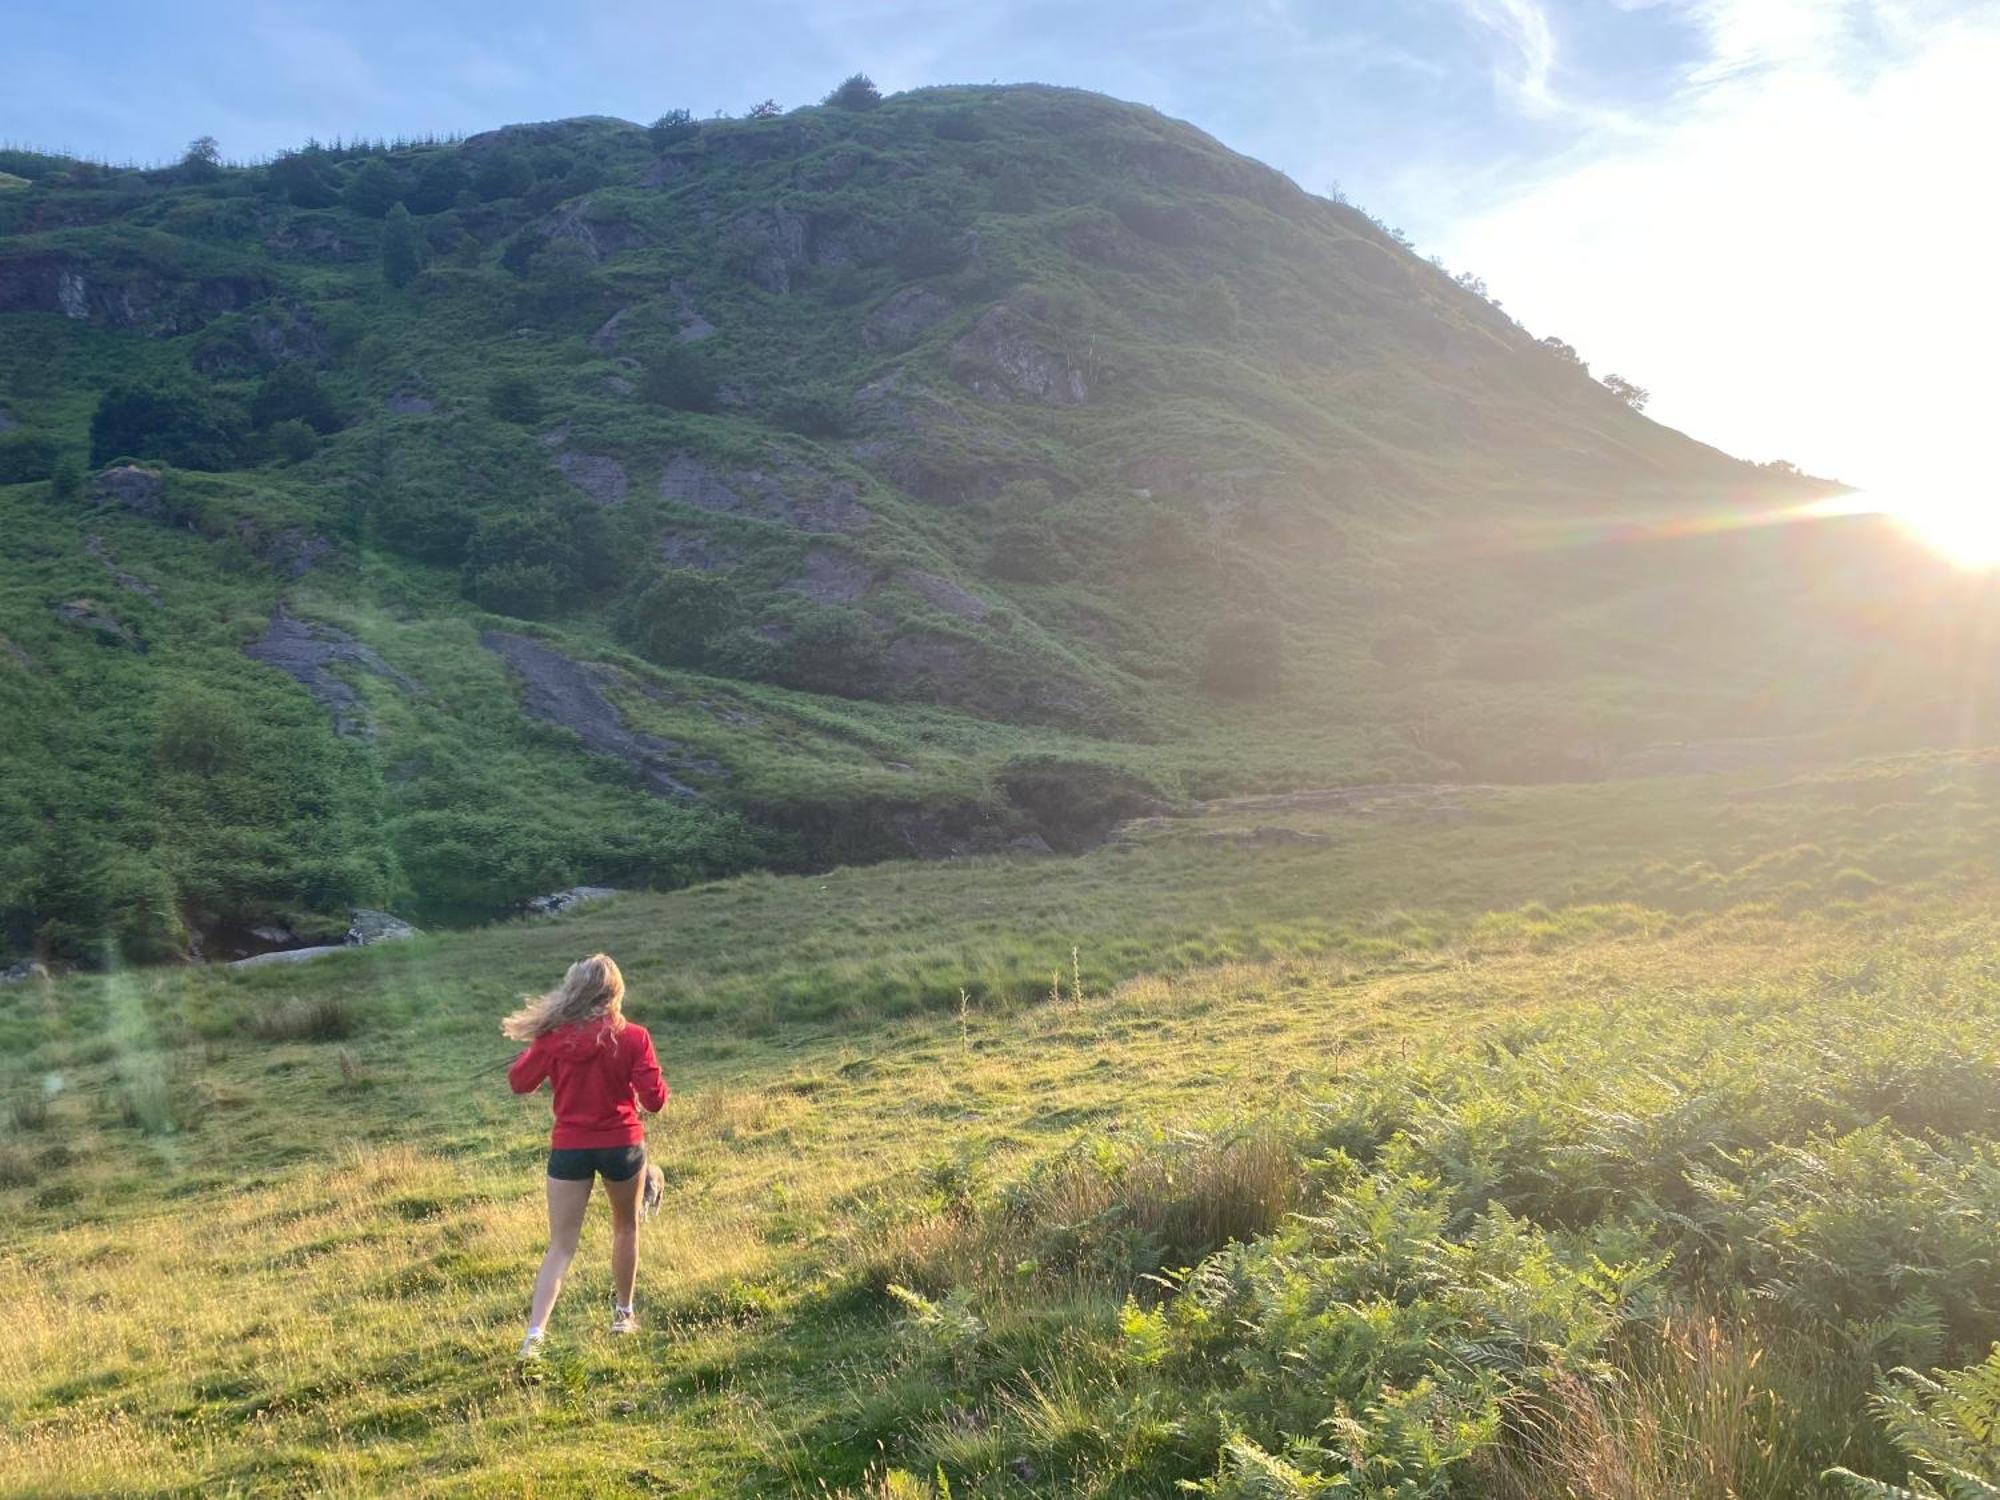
[1853,490,2000,571]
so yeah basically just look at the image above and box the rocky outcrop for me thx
[0,251,268,335]
[543,198,647,262]
[263,216,372,263]
[863,286,955,351]
[899,570,989,622]
[85,536,159,601]
[948,302,1090,406]
[228,907,421,968]
[54,599,138,649]
[524,886,619,918]
[729,204,812,293]
[87,464,177,522]
[347,909,420,945]
[553,450,630,506]
[782,549,871,604]
[659,528,739,572]
[659,452,869,534]
[244,606,417,739]
[233,521,333,580]
[481,631,722,799]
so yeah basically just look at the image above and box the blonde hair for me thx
[501,953,626,1042]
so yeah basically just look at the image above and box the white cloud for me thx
[1433,3,2000,493]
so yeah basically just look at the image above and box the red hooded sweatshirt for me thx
[508,1018,669,1149]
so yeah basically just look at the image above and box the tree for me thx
[473,150,534,202]
[647,109,699,150]
[747,99,783,120]
[180,135,222,183]
[343,158,402,217]
[485,373,542,425]
[1539,335,1586,370]
[89,385,244,470]
[267,149,340,208]
[823,74,883,111]
[380,203,422,288]
[407,153,470,214]
[1202,617,1284,699]
[1601,373,1649,410]
[266,419,319,464]
[250,364,340,434]
[621,569,737,667]
[638,347,718,412]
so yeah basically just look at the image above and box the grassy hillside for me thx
[3,751,2000,1494]
[5,83,1983,964]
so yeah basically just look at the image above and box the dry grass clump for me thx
[248,995,356,1043]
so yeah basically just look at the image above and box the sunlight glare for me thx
[1866,489,2000,571]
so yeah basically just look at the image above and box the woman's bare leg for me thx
[527,1175,594,1333]
[604,1168,642,1311]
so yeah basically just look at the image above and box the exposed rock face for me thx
[658,452,869,533]
[244,606,417,739]
[54,599,138,649]
[862,286,954,351]
[87,464,174,521]
[0,251,267,335]
[85,536,160,601]
[949,303,1090,406]
[347,909,420,945]
[730,204,812,293]
[899,569,989,621]
[782,549,871,604]
[233,521,333,580]
[481,631,721,799]
[263,217,371,263]
[553,450,630,507]
[542,199,646,262]
[851,371,1047,504]
[658,528,739,572]
[524,886,619,917]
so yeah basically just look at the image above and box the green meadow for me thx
[4,753,2000,1495]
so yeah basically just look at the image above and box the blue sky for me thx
[3,0,1996,496]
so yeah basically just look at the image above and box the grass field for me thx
[4,755,2000,1495]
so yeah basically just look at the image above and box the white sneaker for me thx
[610,1306,638,1335]
[517,1330,545,1361]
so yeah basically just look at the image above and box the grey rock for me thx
[782,549,871,604]
[862,287,954,351]
[244,606,418,739]
[1,959,51,985]
[658,528,739,573]
[234,522,333,580]
[524,886,620,918]
[229,945,346,970]
[949,303,1089,406]
[84,536,159,602]
[1008,834,1055,855]
[729,204,811,293]
[481,631,720,799]
[347,909,420,945]
[899,569,988,621]
[54,598,137,648]
[542,199,645,262]
[553,450,630,507]
[659,451,869,534]
[87,464,171,520]
[248,924,298,948]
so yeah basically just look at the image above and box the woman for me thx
[505,953,668,1358]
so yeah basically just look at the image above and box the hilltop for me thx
[0,83,1972,963]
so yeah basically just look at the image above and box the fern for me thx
[1827,1346,2000,1497]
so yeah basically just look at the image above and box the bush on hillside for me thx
[266,149,339,207]
[768,381,851,437]
[343,158,402,216]
[89,384,244,470]
[520,239,600,320]
[1202,616,1284,699]
[638,346,719,412]
[0,431,58,484]
[380,203,422,288]
[48,453,82,500]
[179,135,222,184]
[484,373,543,425]
[893,211,968,278]
[406,154,469,214]
[250,364,341,434]
[621,568,739,668]
[473,150,534,202]
[265,419,318,464]
[647,109,699,149]
[986,521,1072,583]
[462,502,620,619]
[824,74,884,112]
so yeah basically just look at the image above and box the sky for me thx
[3,0,1996,497]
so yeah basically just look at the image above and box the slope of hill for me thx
[0,84,1974,963]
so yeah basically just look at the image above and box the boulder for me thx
[524,886,620,918]
[948,303,1090,406]
[87,464,172,521]
[553,450,630,507]
[229,945,345,970]
[347,909,420,945]
[1,959,51,985]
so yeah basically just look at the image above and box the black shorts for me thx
[546,1144,645,1182]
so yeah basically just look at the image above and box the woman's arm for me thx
[507,1036,552,1094]
[630,1029,669,1113]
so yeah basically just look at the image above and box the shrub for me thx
[769,381,851,437]
[343,158,402,217]
[89,384,244,470]
[1202,617,1284,698]
[747,99,783,120]
[48,454,82,500]
[179,135,222,184]
[249,995,357,1043]
[638,347,718,412]
[485,373,542,425]
[266,149,338,207]
[407,153,469,214]
[647,109,699,149]
[520,239,600,320]
[824,73,883,111]
[987,521,1071,583]
[380,203,422,288]
[0,430,57,484]
[473,149,534,202]
[250,364,340,434]
[621,568,738,668]
[266,418,318,464]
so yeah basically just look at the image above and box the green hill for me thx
[0,85,1978,965]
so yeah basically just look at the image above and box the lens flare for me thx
[1862,490,2000,570]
